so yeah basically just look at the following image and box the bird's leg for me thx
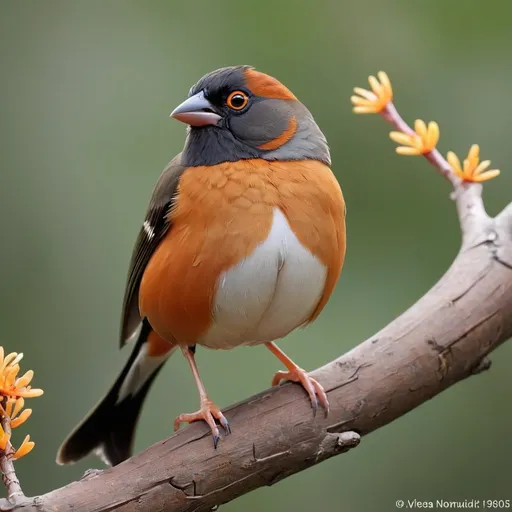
[173,345,230,447]
[265,342,329,414]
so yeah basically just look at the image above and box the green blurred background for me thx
[1,1,511,510]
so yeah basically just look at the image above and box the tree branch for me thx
[7,80,512,511]
[0,415,25,509]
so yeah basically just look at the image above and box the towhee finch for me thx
[57,66,346,466]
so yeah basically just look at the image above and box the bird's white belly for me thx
[198,208,327,349]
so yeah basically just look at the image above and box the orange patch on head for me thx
[258,116,297,151]
[146,330,175,357]
[244,69,297,101]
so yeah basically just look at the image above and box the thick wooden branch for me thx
[4,199,511,511]
[4,92,512,511]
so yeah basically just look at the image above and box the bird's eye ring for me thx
[226,91,249,111]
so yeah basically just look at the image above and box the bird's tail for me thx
[56,320,176,466]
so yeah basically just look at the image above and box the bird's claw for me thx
[173,398,230,448]
[271,367,329,415]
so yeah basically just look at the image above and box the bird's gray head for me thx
[171,66,330,167]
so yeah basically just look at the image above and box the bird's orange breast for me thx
[139,159,346,346]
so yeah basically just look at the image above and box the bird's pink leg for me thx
[265,342,329,413]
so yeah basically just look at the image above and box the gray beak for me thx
[170,90,221,127]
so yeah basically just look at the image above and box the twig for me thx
[380,102,491,239]
[382,103,458,186]
[0,414,24,508]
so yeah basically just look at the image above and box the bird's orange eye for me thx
[226,91,249,110]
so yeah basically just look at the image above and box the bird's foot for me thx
[271,367,329,415]
[173,398,230,448]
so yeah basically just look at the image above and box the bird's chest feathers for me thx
[139,159,344,348]
[203,206,326,348]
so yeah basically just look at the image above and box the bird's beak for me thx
[170,90,221,127]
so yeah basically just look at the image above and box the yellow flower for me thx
[447,144,500,183]
[0,347,42,460]
[351,71,393,114]
[12,435,34,460]
[0,423,10,451]
[5,398,32,429]
[0,399,35,457]
[0,348,43,399]
[389,119,440,155]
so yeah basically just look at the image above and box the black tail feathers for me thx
[57,321,169,466]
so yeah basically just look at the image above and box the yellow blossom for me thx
[389,119,440,155]
[447,144,500,183]
[11,409,32,429]
[0,423,10,451]
[3,397,32,429]
[12,435,34,460]
[0,347,42,461]
[351,71,393,114]
[0,349,43,399]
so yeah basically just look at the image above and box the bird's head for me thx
[171,66,330,167]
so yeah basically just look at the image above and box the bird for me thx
[57,65,346,467]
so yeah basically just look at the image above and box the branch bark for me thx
[5,99,512,511]
[0,414,25,508]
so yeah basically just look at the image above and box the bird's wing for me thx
[119,153,185,347]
